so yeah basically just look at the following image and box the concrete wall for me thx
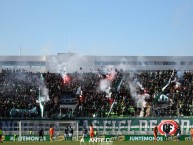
[1,55,193,73]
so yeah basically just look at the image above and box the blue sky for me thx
[0,0,193,56]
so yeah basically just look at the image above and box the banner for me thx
[2,135,192,141]
[3,135,50,141]
[78,117,193,134]
[107,135,192,141]
[0,117,193,135]
[60,93,76,108]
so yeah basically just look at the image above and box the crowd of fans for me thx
[0,68,193,119]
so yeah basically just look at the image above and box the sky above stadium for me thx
[0,0,193,56]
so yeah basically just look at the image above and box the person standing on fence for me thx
[38,128,44,141]
[0,127,3,143]
[153,125,158,141]
[69,126,73,141]
[190,127,193,141]
[49,125,54,142]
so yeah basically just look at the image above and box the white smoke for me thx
[99,79,112,98]
[58,63,67,79]
[176,70,184,79]
[36,73,50,118]
[128,81,150,117]
[49,56,68,81]
[0,68,50,118]
[98,56,151,117]
[98,66,117,98]
[39,84,50,102]
[120,56,151,117]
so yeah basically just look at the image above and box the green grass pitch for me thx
[2,141,193,145]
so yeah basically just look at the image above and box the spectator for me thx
[38,128,44,141]
[0,69,193,118]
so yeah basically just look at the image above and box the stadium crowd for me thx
[0,68,193,119]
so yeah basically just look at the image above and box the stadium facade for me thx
[0,53,193,72]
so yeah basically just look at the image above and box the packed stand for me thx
[0,68,193,119]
